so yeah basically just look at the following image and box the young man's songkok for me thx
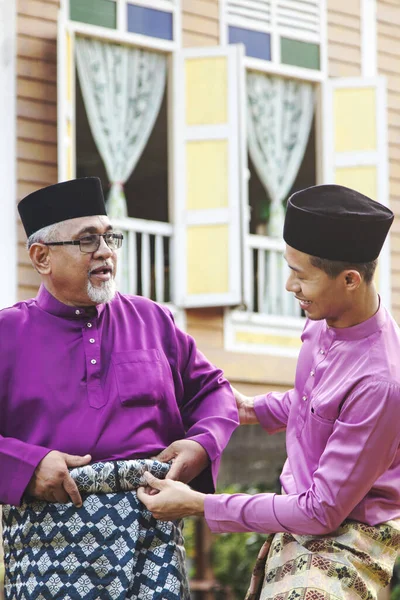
[283,184,394,262]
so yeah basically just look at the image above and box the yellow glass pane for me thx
[235,331,301,349]
[67,32,73,103]
[335,166,377,200]
[185,57,227,126]
[186,140,228,210]
[334,88,376,152]
[67,120,73,179]
[187,225,229,295]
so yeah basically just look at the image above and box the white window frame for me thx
[57,4,186,325]
[225,58,324,357]
[0,0,17,309]
[219,0,328,81]
[60,0,181,52]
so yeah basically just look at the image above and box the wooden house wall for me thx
[377,1,400,323]
[16,0,59,300]
[327,0,361,77]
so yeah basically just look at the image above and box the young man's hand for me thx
[137,472,205,520]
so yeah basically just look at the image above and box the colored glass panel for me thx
[281,37,320,70]
[127,4,173,41]
[228,26,271,61]
[185,57,227,126]
[186,140,229,210]
[187,225,229,295]
[70,0,116,29]
[334,88,377,153]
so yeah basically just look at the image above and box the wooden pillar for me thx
[194,517,215,600]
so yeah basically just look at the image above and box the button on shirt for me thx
[0,286,239,506]
[205,304,400,534]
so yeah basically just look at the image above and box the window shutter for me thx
[322,77,390,306]
[276,0,320,38]
[172,45,245,308]
[227,0,272,30]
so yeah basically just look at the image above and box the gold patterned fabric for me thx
[245,520,400,600]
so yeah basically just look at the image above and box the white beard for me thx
[87,277,117,304]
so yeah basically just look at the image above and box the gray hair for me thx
[26,223,62,249]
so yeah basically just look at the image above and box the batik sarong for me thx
[245,519,400,600]
[2,459,190,600]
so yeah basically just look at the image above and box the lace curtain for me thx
[247,73,314,314]
[247,72,315,237]
[75,36,167,218]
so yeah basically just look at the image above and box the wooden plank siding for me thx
[377,1,400,323]
[16,0,60,301]
[182,0,219,47]
[327,0,361,77]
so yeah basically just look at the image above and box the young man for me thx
[138,184,400,600]
[0,177,238,599]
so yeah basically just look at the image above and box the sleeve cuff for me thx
[254,394,273,431]
[9,446,51,506]
[204,492,281,534]
[185,433,218,462]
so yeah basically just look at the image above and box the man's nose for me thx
[94,236,113,259]
[285,273,300,293]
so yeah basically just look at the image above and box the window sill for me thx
[224,308,305,358]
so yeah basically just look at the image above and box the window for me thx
[225,76,390,357]
[58,2,178,311]
[58,3,390,354]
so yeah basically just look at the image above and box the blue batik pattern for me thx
[3,460,190,600]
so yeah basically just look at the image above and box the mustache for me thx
[88,262,114,276]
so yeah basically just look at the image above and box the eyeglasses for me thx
[43,232,124,253]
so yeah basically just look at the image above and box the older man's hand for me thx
[27,450,91,507]
[137,472,205,520]
[153,439,209,484]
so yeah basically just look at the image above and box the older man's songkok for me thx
[283,184,394,262]
[18,177,107,237]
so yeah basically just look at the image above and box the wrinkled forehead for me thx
[58,215,112,237]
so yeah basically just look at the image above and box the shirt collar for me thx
[36,284,106,319]
[323,299,386,342]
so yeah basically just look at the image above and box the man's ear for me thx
[29,243,51,275]
[344,269,361,290]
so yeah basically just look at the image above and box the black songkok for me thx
[18,177,107,238]
[283,184,394,262]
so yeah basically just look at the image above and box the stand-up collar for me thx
[323,300,386,341]
[36,284,106,319]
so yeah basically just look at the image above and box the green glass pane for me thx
[281,38,320,70]
[70,0,116,29]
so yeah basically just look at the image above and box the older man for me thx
[1,177,238,599]
[138,185,400,600]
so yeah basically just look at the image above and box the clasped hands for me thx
[26,439,209,519]
[137,439,208,520]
